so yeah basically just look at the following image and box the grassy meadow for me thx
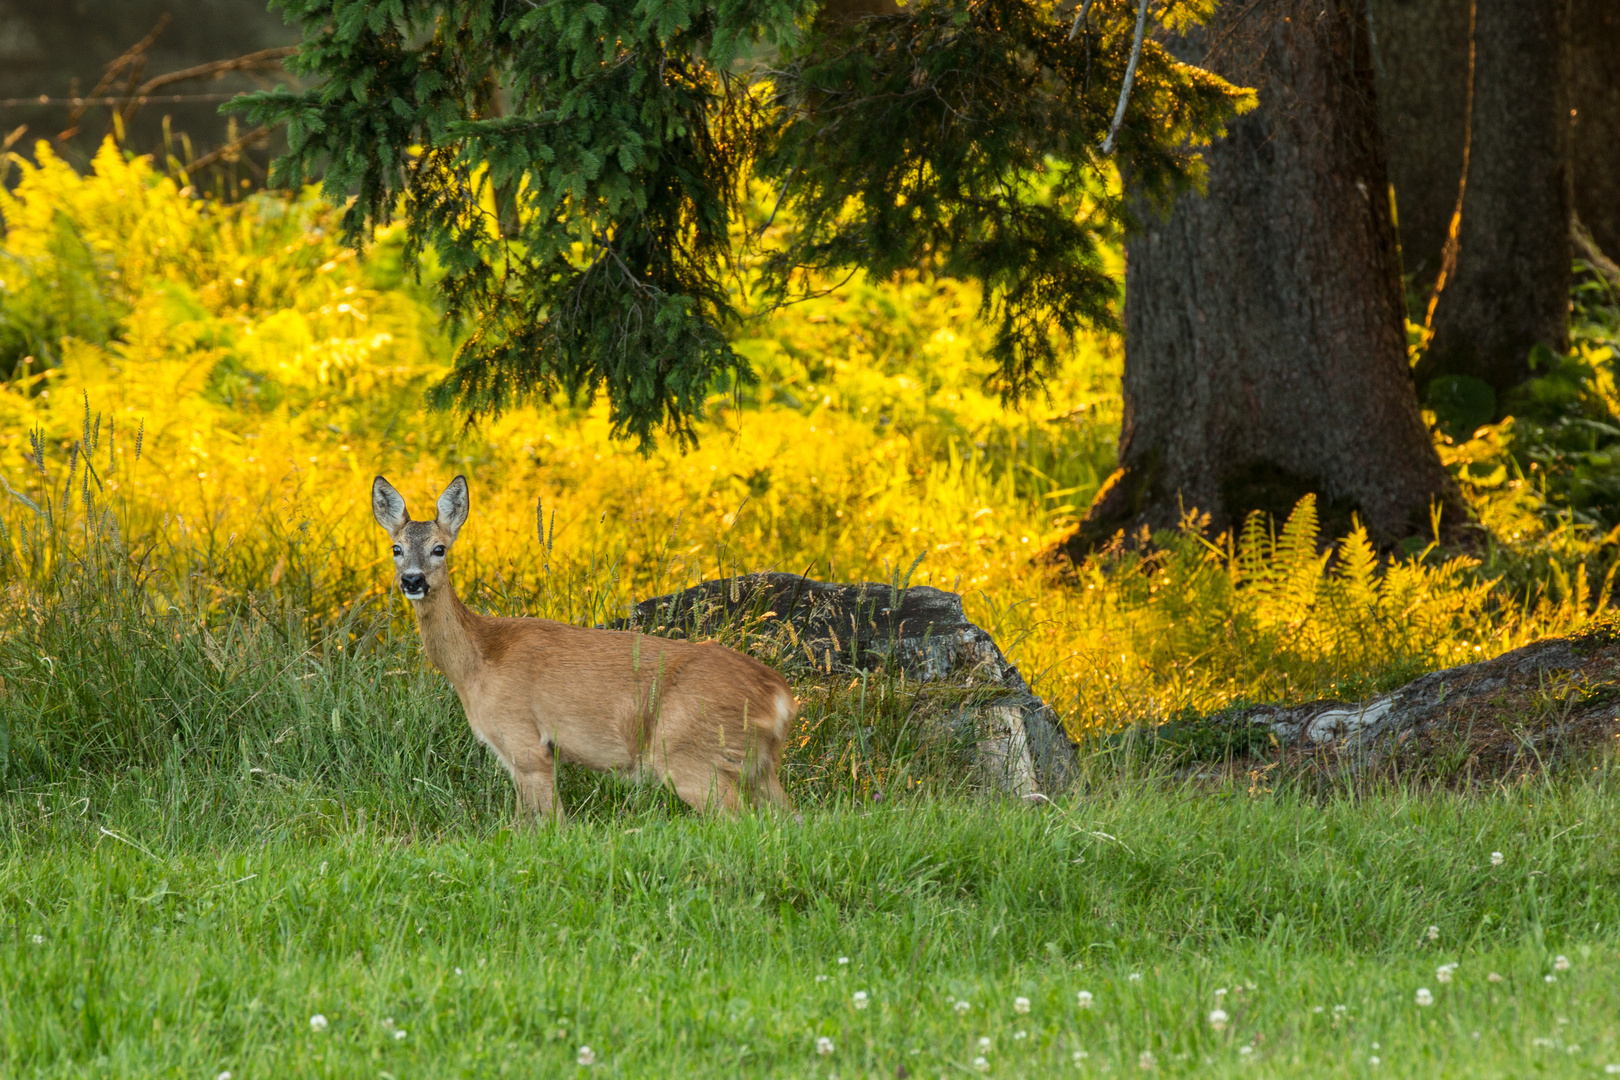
[2,141,1620,1077]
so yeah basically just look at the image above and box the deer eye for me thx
[392,546,402,557]
[432,545,446,557]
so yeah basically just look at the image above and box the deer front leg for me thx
[508,737,562,826]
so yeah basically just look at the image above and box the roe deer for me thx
[371,474,793,820]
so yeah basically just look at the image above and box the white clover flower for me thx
[1490,851,1504,866]
[1208,1009,1229,1032]
[217,1072,232,1080]
[837,956,850,965]
[393,1029,407,1041]
[1073,1050,1089,1063]
[1333,1005,1347,1014]
[1604,1064,1620,1075]
[1436,964,1456,984]
[816,974,829,983]
[577,1045,595,1066]
[454,967,464,975]
[1368,1055,1380,1066]
[1014,996,1031,1014]
[1487,972,1503,983]
[309,1014,328,1032]
[1076,991,1094,1009]
[1415,988,1434,1006]
[1239,1046,1253,1056]
[955,1000,972,1014]
[816,1036,835,1055]
[1214,987,1227,998]
[852,991,869,1010]
[1138,1050,1155,1070]
[29,934,44,945]
[1545,974,1557,984]
[974,1056,990,1072]
[1128,972,1143,983]
[1013,1030,1028,1040]
[1554,955,1571,971]
[979,1037,992,1050]
[1426,925,1440,941]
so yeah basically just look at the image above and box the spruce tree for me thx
[233,0,1246,444]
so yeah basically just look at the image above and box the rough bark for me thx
[1570,0,1620,260]
[1192,633,1620,781]
[1418,0,1572,398]
[1366,0,1472,300]
[610,572,1078,795]
[1064,0,1460,556]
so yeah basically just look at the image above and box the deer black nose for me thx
[399,573,429,598]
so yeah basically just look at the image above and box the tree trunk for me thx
[1571,0,1620,259]
[1366,0,1472,301]
[1418,0,1571,399]
[1063,0,1460,558]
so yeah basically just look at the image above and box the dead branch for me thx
[1100,0,1151,155]
[184,124,273,173]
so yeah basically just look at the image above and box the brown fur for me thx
[372,474,794,821]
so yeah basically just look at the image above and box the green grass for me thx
[4,467,1620,1079]
[5,769,1620,1078]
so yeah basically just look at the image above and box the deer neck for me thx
[411,583,483,689]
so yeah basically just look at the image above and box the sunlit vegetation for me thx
[4,140,1617,741]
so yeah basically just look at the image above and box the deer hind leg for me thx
[745,689,793,810]
[659,747,743,814]
[748,760,790,810]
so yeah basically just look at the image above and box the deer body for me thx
[373,475,793,819]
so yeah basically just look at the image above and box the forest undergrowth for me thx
[3,139,1618,749]
[4,139,1620,1078]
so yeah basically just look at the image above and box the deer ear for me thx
[372,476,409,532]
[436,475,470,537]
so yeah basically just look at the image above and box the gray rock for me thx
[612,572,1077,795]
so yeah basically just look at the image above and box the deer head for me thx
[372,475,469,601]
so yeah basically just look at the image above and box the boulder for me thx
[613,572,1077,795]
